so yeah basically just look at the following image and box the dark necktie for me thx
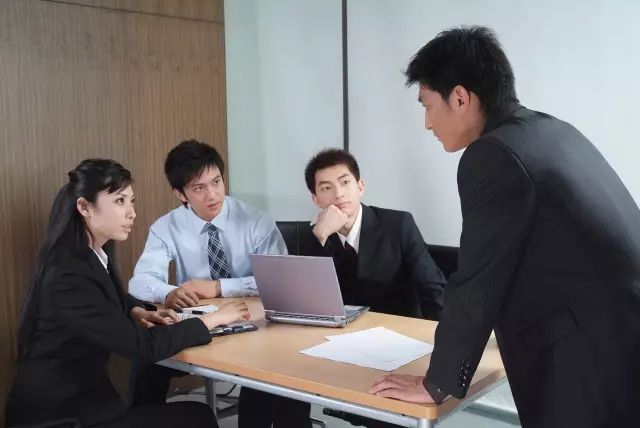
[205,223,231,279]
[338,241,358,295]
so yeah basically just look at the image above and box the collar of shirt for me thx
[92,246,109,271]
[185,197,230,235]
[337,204,362,253]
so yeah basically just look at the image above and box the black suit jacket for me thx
[426,103,640,428]
[299,205,445,320]
[6,246,212,427]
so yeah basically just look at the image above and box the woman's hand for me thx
[130,307,180,328]
[200,301,250,330]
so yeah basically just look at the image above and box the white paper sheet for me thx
[301,327,433,371]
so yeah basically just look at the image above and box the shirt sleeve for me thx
[219,215,287,297]
[255,219,289,256]
[220,277,259,297]
[128,227,178,304]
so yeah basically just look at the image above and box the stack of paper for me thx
[300,327,433,371]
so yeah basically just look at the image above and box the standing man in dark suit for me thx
[370,26,640,428]
[300,148,445,321]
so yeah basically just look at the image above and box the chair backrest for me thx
[275,221,305,256]
[276,221,459,279]
[426,244,458,279]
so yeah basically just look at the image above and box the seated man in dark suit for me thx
[300,148,445,321]
[297,149,446,428]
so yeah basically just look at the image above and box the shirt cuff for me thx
[220,277,259,297]
[155,284,179,304]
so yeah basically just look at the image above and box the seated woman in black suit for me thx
[5,159,249,428]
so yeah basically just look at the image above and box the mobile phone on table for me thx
[210,322,257,336]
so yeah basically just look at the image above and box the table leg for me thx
[417,419,435,428]
[204,378,218,417]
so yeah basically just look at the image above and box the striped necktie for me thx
[205,223,231,279]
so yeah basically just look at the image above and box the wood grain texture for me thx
[0,0,226,423]
[173,298,506,421]
[43,0,223,22]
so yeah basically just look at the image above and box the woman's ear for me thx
[76,197,91,218]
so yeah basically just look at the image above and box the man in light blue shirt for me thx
[129,189,286,305]
[129,140,311,428]
[129,147,286,307]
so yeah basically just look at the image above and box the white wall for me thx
[348,0,640,245]
[225,0,343,222]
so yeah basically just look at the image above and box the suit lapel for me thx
[357,205,382,273]
[107,260,127,312]
[87,249,126,311]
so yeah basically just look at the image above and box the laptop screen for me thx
[250,254,346,317]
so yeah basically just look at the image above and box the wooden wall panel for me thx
[45,0,223,22]
[0,0,226,423]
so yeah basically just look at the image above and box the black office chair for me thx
[275,221,304,255]
[426,244,458,279]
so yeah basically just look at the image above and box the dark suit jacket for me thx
[6,246,212,427]
[298,205,445,320]
[426,103,640,428]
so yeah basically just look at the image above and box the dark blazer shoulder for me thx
[41,245,126,310]
[43,247,98,284]
[366,204,410,218]
[364,205,413,228]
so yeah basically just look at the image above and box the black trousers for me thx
[130,363,312,428]
[237,387,311,428]
[95,401,217,428]
[129,363,183,406]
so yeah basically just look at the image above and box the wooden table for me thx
[158,298,506,427]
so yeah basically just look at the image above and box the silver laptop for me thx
[250,254,369,327]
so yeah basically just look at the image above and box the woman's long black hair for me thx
[17,159,133,358]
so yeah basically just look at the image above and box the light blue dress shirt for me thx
[129,196,287,303]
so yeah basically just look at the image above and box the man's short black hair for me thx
[164,139,225,193]
[405,26,518,114]
[304,148,360,194]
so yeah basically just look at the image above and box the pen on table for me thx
[174,309,206,315]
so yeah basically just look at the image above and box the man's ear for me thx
[173,188,188,204]
[76,197,91,218]
[450,84,472,110]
